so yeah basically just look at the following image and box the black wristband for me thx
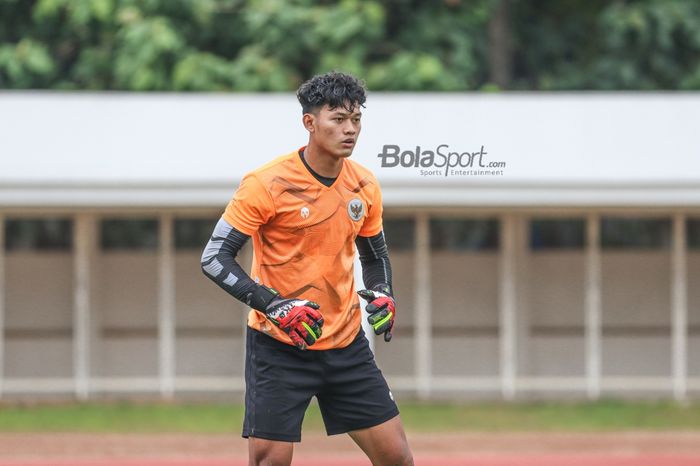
[245,284,280,312]
[372,283,393,297]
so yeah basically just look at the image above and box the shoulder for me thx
[242,150,299,186]
[344,158,380,185]
[343,158,381,197]
[250,151,298,177]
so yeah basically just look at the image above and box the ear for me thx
[302,113,315,133]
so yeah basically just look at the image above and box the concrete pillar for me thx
[414,212,431,398]
[585,214,602,399]
[240,242,253,375]
[500,214,517,400]
[158,214,175,399]
[671,212,688,401]
[514,215,531,386]
[0,214,4,398]
[73,214,94,400]
[355,253,376,353]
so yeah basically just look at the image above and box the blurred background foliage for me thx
[0,0,699,91]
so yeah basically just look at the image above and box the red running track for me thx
[2,455,700,466]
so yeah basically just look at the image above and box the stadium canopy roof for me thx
[1,92,699,208]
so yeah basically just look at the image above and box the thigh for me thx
[243,327,321,442]
[317,329,399,436]
[348,415,413,466]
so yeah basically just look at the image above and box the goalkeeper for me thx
[201,71,413,466]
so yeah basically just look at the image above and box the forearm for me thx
[201,218,274,310]
[355,231,393,294]
[202,219,323,348]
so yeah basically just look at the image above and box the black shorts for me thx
[242,326,399,442]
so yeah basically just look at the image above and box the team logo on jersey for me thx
[347,198,364,221]
[300,207,310,219]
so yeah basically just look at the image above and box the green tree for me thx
[1,0,699,91]
[510,0,700,90]
[593,0,700,89]
[0,0,493,90]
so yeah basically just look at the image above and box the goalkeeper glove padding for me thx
[246,285,324,350]
[357,284,395,342]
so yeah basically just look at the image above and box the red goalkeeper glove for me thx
[248,285,324,350]
[357,285,395,342]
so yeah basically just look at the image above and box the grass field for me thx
[1,400,699,433]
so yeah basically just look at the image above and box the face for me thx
[304,103,362,159]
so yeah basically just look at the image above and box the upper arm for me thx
[358,179,383,237]
[222,173,275,236]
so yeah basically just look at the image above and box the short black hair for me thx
[296,71,366,114]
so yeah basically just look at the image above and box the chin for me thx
[337,147,355,158]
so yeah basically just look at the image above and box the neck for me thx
[303,143,343,178]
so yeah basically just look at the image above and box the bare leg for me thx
[248,437,294,466]
[348,415,413,466]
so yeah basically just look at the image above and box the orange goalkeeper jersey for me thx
[223,147,384,350]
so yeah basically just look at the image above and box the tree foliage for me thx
[511,0,700,90]
[0,0,698,91]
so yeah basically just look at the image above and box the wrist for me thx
[245,284,280,312]
[372,283,392,297]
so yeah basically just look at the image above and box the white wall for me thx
[2,93,700,208]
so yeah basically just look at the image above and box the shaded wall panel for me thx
[430,252,499,377]
[600,252,671,377]
[374,252,415,377]
[94,253,158,377]
[4,253,73,378]
[528,252,586,377]
[174,253,246,377]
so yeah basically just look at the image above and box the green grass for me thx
[1,400,700,433]
[397,401,700,432]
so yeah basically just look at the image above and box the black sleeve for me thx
[355,230,393,295]
[200,218,277,312]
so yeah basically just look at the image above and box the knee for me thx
[382,445,414,466]
[249,450,290,466]
[248,438,292,466]
[398,450,414,466]
[391,434,414,466]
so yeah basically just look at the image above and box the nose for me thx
[343,120,357,134]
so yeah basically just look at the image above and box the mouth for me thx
[341,139,355,147]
